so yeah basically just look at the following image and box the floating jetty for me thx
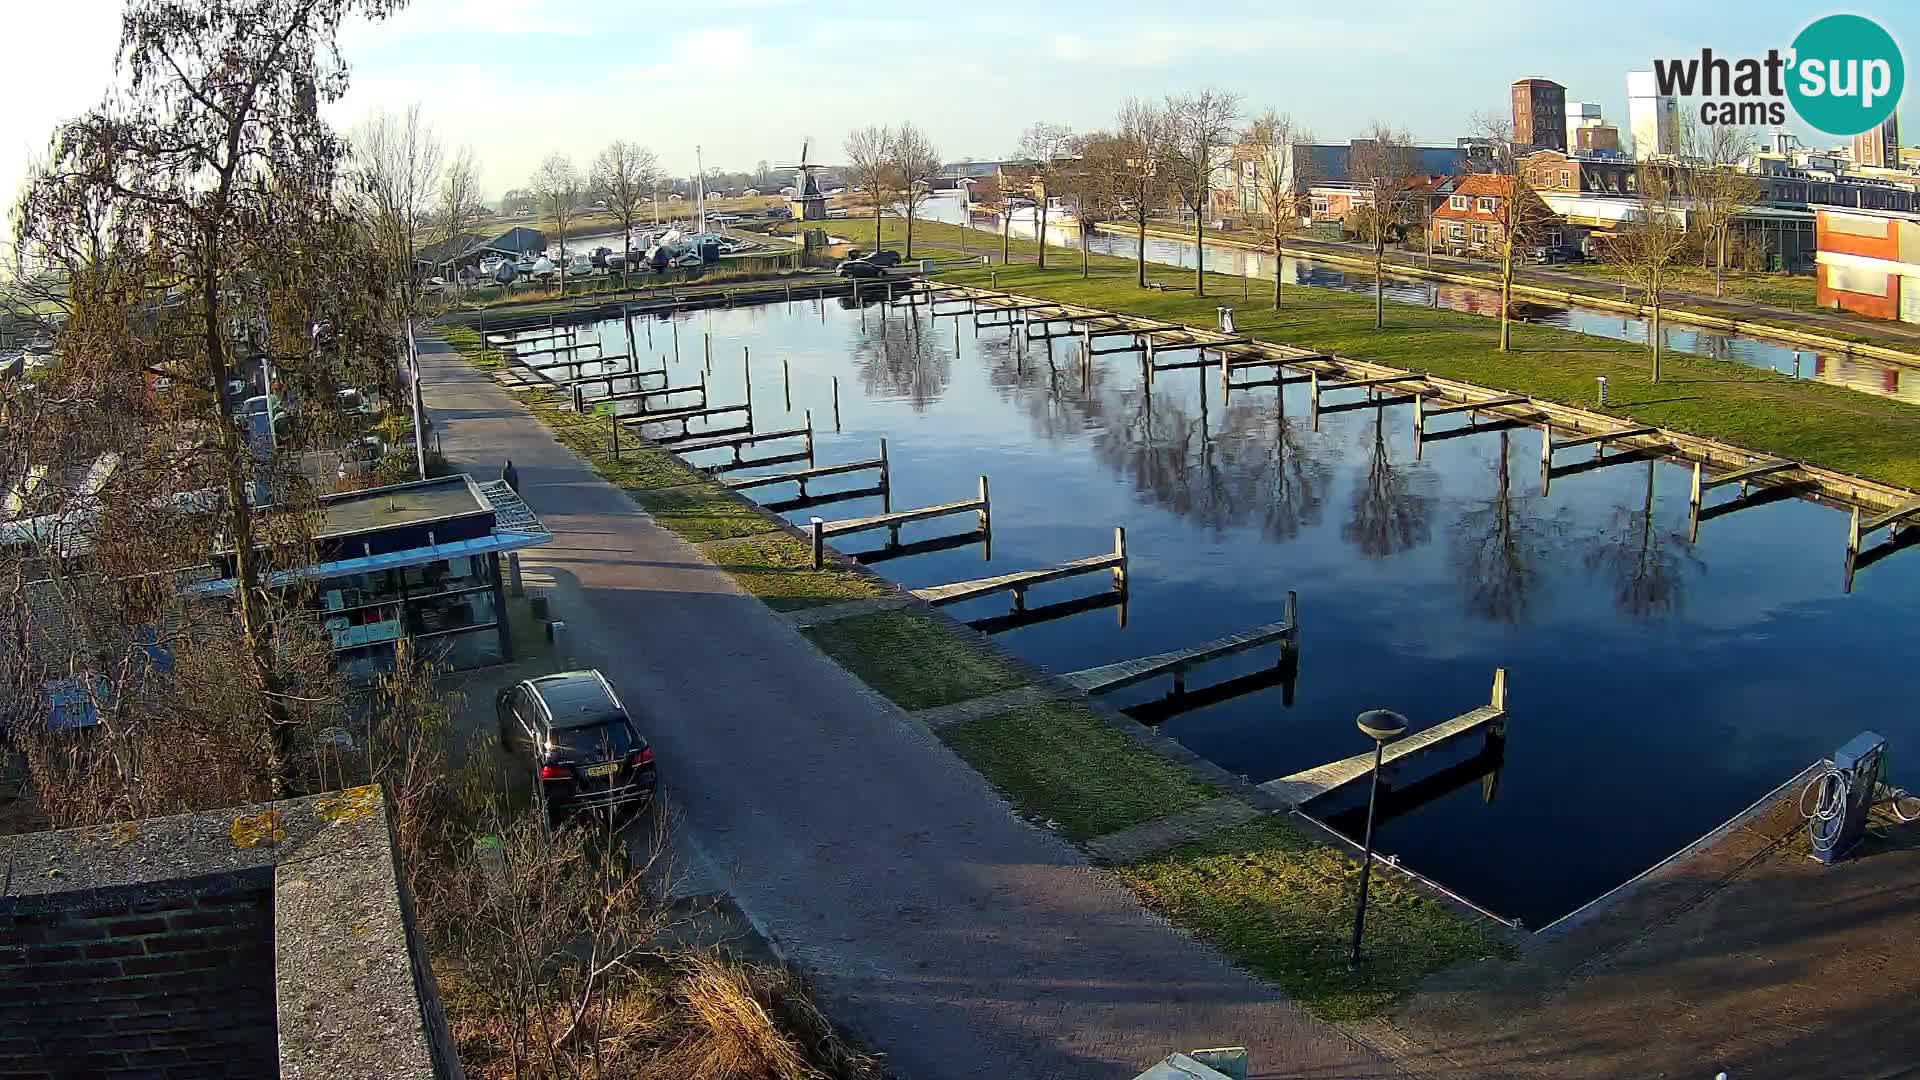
[1064,595,1298,696]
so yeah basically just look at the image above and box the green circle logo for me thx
[1788,15,1904,136]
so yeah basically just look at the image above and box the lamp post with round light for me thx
[1349,708,1408,968]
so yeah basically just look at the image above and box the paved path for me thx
[417,334,1393,1080]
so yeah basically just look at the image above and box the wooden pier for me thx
[1063,595,1298,696]
[811,477,989,567]
[913,527,1126,610]
[1848,497,1920,557]
[624,402,752,441]
[512,339,602,360]
[1259,669,1508,809]
[722,441,889,501]
[671,415,815,471]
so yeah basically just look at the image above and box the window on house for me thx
[1547,229,1563,247]
[1560,170,1571,187]
[1449,223,1466,240]
[1471,224,1489,245]
[1478,196,1497,212]
[1449,195,1468,210]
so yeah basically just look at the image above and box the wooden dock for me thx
[512,340,602,360]
[671,414,815,470]
[1063,595,1298,696]
[811,477,989,566]
[913,527,1126,609]
[1687,458,1799,538]
[1260,669,1508,808]
[624,402,751,440]
[722,441,889,500]
[1849,497,1920,555]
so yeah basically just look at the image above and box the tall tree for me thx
[531,152,580,294]
[1065,133,1124,278]
[1683,119,1764,296]
[1475,114,1559,351]
[1607,163,1691,382]
[591,140,660,291]
[435,145,483,295]
[1164,90,1242,297]
[351,103,443,316]
[1349,123,1417,329]
[843,125,895,251]
[890,121,940,260]
[1113,98,1172,289]
[11,0,406,793]
[1242,109,1314,307]
[1017,121,1076,270]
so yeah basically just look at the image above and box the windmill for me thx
[777,137,829,221]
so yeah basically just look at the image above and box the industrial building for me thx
[1626,70,1679,160]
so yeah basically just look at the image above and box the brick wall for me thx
[0,889,278,1079]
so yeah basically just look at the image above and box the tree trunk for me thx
[1714,227,1725,297]
[1081,223,1090,278]
[874,200,883,254]
[1499,236,1513,352]
[1190,203,1205,295]
[1272,233,1283,307]
[1003,209,1011,265]
[1037,202,1047,270]
[1373,227,1385,329]
[1650,301,1663,383]
[1425,224,1432,268]
[905,208,914,260]
[1137,217,1147,287]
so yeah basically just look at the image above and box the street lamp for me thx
[1349,708,1408,968]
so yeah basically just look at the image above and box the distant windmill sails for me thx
[777,137,828,221]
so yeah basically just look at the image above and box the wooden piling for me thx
[832,376,842,432]
[1112,526,1128,590]
[704,332,712,374]
[811,517,826,569]
[804,409,815,465]
[671,317,679,364]
[610,411,621,460]
[879,437,891,513]
[783,357,792,412]
[743,346,752,413]
[977,475,991,532]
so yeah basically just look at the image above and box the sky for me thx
[3,0,1917,211]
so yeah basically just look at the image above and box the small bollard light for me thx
[810,516,826,569]
[1596,375,1608,407]
[1792,351,1803,379]
[1350,708,1409,968]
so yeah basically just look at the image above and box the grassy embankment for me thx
[818,215,1920,490]
[438,320,1506,1019]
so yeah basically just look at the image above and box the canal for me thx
[911,193,1920,407]
[563,295,1920,928]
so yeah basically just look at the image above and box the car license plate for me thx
[585,763,619,778]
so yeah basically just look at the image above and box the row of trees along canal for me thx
[0,4,875,1074]
[847,93,1763,385]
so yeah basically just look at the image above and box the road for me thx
[417,333,1394,1079]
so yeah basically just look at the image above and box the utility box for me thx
[1814,731,1886,864]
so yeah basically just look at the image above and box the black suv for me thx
[497,670,657,821]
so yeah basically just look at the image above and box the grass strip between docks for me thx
[438,320,1508,1020]
[819,216,1920,491]
[939,701,1217,841]
[1119,817,1517,1022]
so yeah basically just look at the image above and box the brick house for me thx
[1813,207,1920,322]
[1431,174,1566,255]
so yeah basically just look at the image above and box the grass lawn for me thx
[697,532,890,611]
[631,483,780,544]
[1121,817,1515,1021]
[940,702,1218,841]
[801,610,1028,710]
[1553,261,1819,311]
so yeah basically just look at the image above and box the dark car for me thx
[497,670,656,822]
[836,258,886,279]
[862,249,902,268]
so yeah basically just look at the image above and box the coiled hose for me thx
[1801,757,1920,855]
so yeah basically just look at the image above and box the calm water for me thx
[912,193,1920,406]
[546,297,1920,927]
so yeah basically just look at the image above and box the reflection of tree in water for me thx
[848,307,952,411]
[1343,409,1434,559]
[1082,369,1329,539]
[1448,431,1565,624]
[1582,460,1703,619]
[981,335,1116,445]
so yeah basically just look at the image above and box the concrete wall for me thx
[0,889,278,1078]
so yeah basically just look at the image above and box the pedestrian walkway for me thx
[415,333,1394,1080]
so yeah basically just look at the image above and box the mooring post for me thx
[1112,526,1128,592]
[832,376,842,432]
[1848,506,1862,556]
[783,357,792,412]
[878,438,891,514]
[572,384,584,413]
[1412,391,1426,439]
[1688,461,1704,518]
[610,413,621,460]
[1283,590,1300,650]
[699,368,707,408]
[1490,666,1509,735]
[811,517,826,569]
[743,346,752,413]
[704,332,712,374]
[977,474,991,532]
[804,409,815,465]
[1539,422,1554,472]
[671,317,679,364]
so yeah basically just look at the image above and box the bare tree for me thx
[1163,90,1242,296]
[435,145,484,296]
[1242,109,1314,307]
[1017,122,1077,270]
[843,124,896,251]
[1065,133,1125,278]
[532,152,581,294]
[1474,114,1560,351]
[1349,124,1417,329]
[1683,119,1764,296]
[1606,162,1691,382]
[352,104,444,316]
[1113,98,1172,288]
[9,0,406,797]
[592,140,660,290]
[890,121,941,260]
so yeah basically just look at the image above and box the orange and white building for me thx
[1814,208,1920,322]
